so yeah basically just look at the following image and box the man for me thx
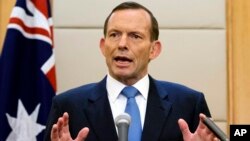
[44,2,218,141]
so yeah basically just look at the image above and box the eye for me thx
[110,33,116,37]
[109,32,120,38]
[130,33,142,39]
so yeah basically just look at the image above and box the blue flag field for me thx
[0,0,56,140]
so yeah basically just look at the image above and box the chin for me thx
[112,71,132,78]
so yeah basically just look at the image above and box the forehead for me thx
[107,9,151,32]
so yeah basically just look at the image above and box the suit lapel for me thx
[82,76,172,141]
[142,77,172,141]
[84,77,117,141]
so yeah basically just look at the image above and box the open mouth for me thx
[114,56,133,62]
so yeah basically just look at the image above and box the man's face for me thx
[100,9,161,85]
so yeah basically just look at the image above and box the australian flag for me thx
[0,0,56,140]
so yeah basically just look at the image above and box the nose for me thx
[118,35,128,50]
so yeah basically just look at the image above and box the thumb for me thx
[178,118,191,141]
[75,127,89,141]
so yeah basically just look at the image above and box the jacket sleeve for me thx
[190,93,211,132]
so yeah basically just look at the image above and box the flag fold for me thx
[0,0,56,140]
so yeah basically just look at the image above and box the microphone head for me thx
[115,113,131,126]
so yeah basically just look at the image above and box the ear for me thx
[149,40,162,60]
[99,38,106,57]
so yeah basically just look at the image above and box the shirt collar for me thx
[106,74,149,102]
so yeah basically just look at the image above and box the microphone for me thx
[203,117,229,141]
[115,113,131,141]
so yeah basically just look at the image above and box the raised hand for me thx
[178,113,219,141]
[51,112,89,141]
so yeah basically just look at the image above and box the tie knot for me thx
[122,86,138,98]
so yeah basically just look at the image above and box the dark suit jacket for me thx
[44,76,211,141]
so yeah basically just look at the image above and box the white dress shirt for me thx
[106,74,149,128]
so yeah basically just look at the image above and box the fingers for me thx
[178,114,222,141]
[213,137,220,141]
[50,112,70,140]
[62,112,70,125]
[57,113,69,137]
[198,113,220,141]
[51,124,59,141]
[178,118,192,141]
[61,112,70,135]
[75,127,90,141]
[50,112,90,141]
[199,113,206,119]
[198,113,207,129]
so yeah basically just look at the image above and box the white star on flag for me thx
[5,99,45,141]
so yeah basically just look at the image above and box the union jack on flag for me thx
[0,0,56,140]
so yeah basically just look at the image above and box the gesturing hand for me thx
[178,113,219,141]
[51,112,89,141]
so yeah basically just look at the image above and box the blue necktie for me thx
[122,86,142,141]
